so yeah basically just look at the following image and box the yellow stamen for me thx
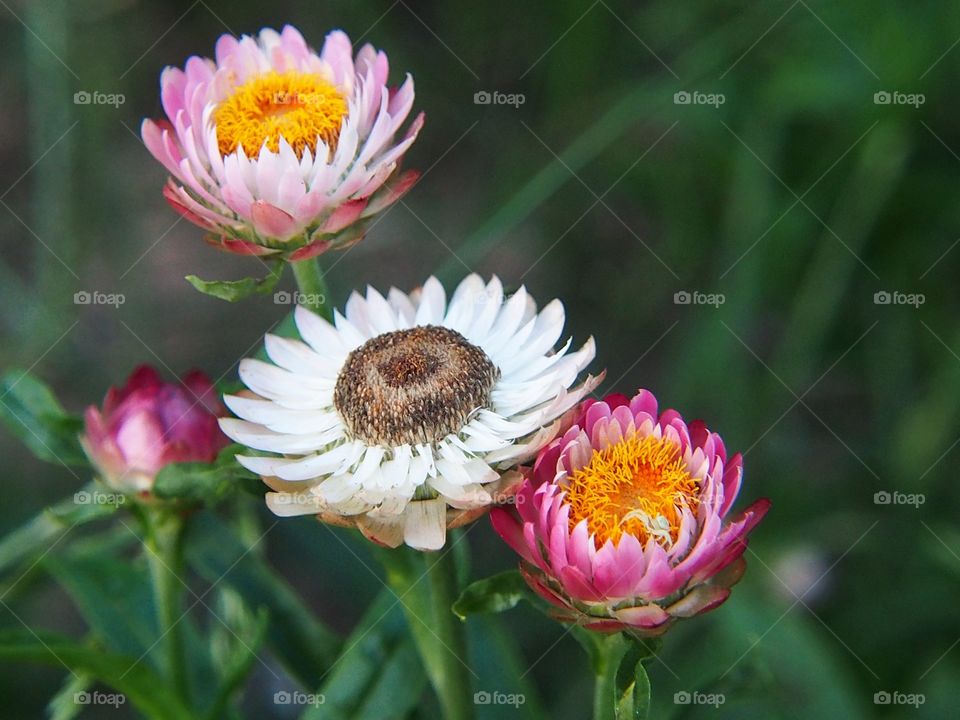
[214,71,348,159]
[565,433,699,547]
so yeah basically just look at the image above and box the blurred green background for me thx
[2,0,959,717]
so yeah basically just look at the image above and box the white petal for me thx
[266,491,325,517]
[402,498,446,550]
[414,276,446,325]
[219,418,342,453]
[294,305,349,359]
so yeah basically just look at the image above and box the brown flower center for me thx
[334,326,499,446]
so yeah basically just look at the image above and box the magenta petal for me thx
[320,199,367,233]
[490,509,536,565]
[361,168,420,217]
[598,533,645,598]
[567,519,594,577]
[584,401,612,438]
[601,393,631,410]
[522,521,549,573]
[208,235,281,256]
[250,200,298,240]
[547,520,571,575]
[163,184,216,230]
[719,453,744,517]
[612,603,671,628]
[519,564,569,610]
[665,585,731,618]
[558,565,601,602]
[288,240,332,262]
[635,542,683,600]
[582,619,629,633]
[629,389,658,418]
[531,436,565,486]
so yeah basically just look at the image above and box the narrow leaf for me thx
[185,262,283,302]
[0,630,192,720]
[452,570,536,620]
[185,512,340,686]
[0,370,86,466]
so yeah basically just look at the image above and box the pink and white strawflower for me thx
[491,390,770,635]
[141,25,422,259]
[81,365,229,494]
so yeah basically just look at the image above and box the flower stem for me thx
[427,549,472,720]
[592,645,620,720]
[143,508,190,704]
[290,257,331,320]
[378,546,473,720]
[572,630,631,720]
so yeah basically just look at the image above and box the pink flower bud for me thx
[81,365,229,494]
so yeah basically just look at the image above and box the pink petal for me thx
[250,200,299,240]
[612,603,671,629]
[288,240,333,262]
[489,508,536,565]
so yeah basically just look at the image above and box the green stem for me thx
[427,549,472,720]
[290,257,331,319]
[143,509,190,705]
[592,650,618,720]
[379,547,473,720]
[578,631,630,720]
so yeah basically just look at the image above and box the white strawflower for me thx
[220,274,600,550]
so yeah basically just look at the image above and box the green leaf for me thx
[47,673,90,720]
[185,512,340,686]
[43,541,159,662]
[0,630,192,720]
[452,569,537,620]
[616,657,651,720]
[468,615,547,719]
[152,444,261,505]
[0,484,117,579]
[301,589,427,720]
[0,370,86,466]
[205,597,270,720]
[185,262,283,302]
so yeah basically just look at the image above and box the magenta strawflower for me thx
[81,365,229,494]
[141,25,422,259]
[491,390,769,635]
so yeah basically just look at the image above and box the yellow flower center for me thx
[213,71,348,158]
[565,433,699,548]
